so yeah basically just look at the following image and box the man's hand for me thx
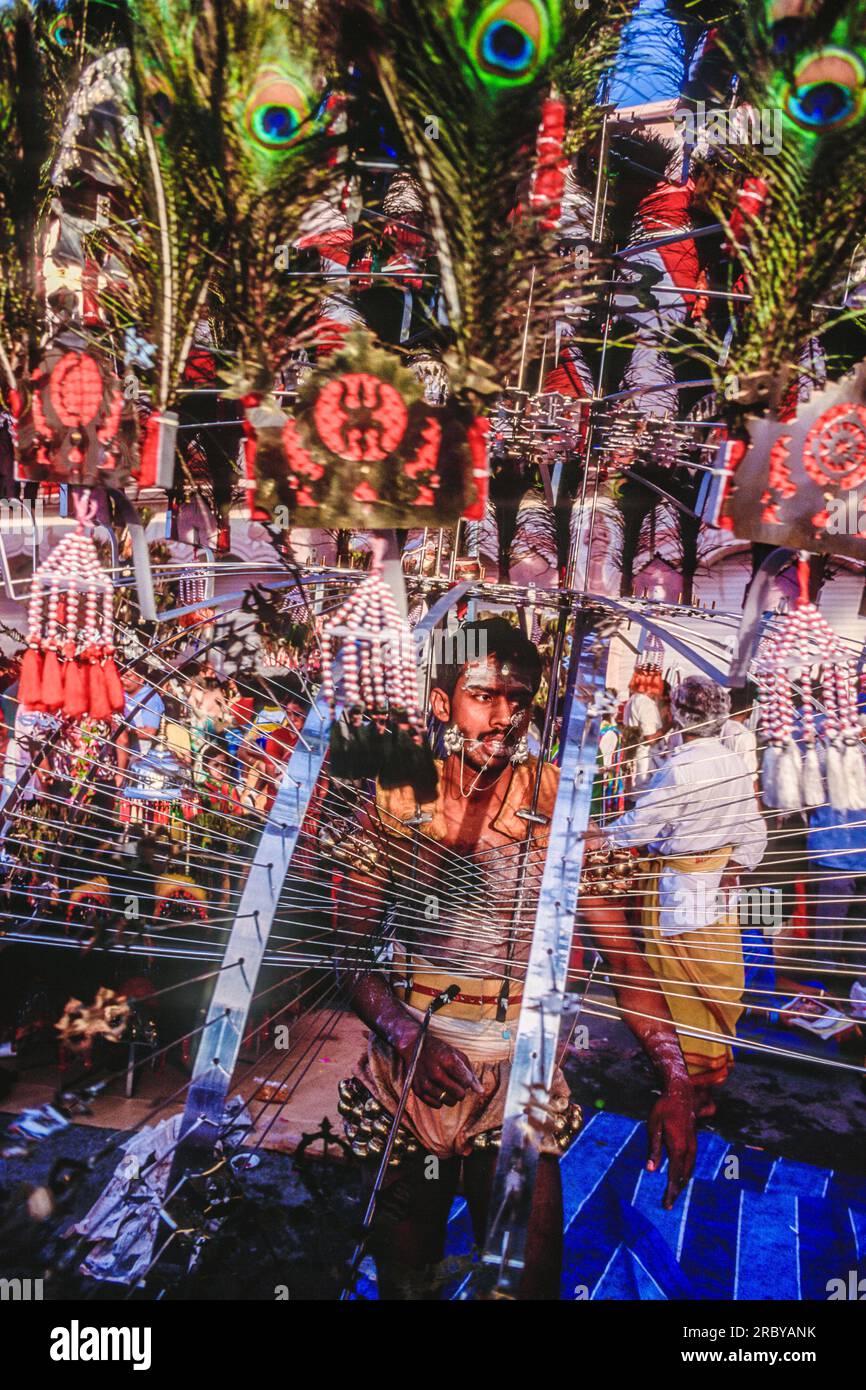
[647,1080,697,1210]
[406,1034,484,1109]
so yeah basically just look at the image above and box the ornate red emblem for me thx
[313,374,409,462]
[248,335,488,527]
[722,362,866,561]
[802,403,866,491]
[14,344,140,487]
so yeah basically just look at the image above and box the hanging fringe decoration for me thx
[632,632,667,698]
[19,492,125,722]
[756,555,866,811]
[176,565,215,630]
[528,91,568,231]
[321,566,436,797]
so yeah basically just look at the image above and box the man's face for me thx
[122,670,143,695]
[432,656,535,772]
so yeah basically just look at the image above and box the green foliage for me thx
[700,0,866,395]
[341,0,634,393]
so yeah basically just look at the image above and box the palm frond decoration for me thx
[0,1,52,393]
[697,0,866,404]
[87,0,225,413]
[341,0,631,397]
[92,0,343,412]
[202,0,344,392]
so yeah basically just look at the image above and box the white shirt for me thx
[661,722,758,779]
[606,737,768,935]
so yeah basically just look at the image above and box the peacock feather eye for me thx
[456,0,560,88]
[783,46,866,131]
[48,13,76,49]
[243,68,313,152]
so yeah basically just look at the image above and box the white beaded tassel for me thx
[757,630,799,810]
[800,650,825,807]
[757,567,866,812]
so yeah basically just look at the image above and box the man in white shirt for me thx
[605,676,767,1117]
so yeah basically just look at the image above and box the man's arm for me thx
[604,761,683,851]
[728,782,768,871]
[579,893,697,1209]
[114,726,131,784]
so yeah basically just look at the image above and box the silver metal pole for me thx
[473,621,608,1298]
[159,693,336,1206]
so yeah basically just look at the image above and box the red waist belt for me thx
[409,981,523,1008]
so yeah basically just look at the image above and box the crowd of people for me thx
[0,649,315,1068]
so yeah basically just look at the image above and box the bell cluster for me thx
[579,845,637,896]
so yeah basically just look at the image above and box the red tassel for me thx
[42,649,65,711]
[63,658,89,719]
[88,661,112,722]
[19,647,44,709]
[102,655,125,713]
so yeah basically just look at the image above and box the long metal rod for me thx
[158,693,336,1217]
[340,985,460,1300]
[473,619,608,1298]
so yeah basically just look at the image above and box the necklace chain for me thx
[456,741,512,798]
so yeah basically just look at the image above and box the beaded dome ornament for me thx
[320,570,420,725]
[19,492,125,722]
[631,631,666,697]
[320,543,438,794]
[756,555,866,812]
[176,564,216,631]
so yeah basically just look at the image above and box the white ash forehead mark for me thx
[461,661,534,692]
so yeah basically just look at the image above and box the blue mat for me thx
[353,1109,866,1299]
[559,1112,866,1300]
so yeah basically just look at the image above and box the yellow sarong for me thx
[641,848,745,1089]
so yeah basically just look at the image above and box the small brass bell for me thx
[351,1140,369,1159]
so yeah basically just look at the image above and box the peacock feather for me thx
[341,0,631,398]
[0,2,52,393]
[95,1,342,411]
[200,0,343,393]
[696,0,866,404]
